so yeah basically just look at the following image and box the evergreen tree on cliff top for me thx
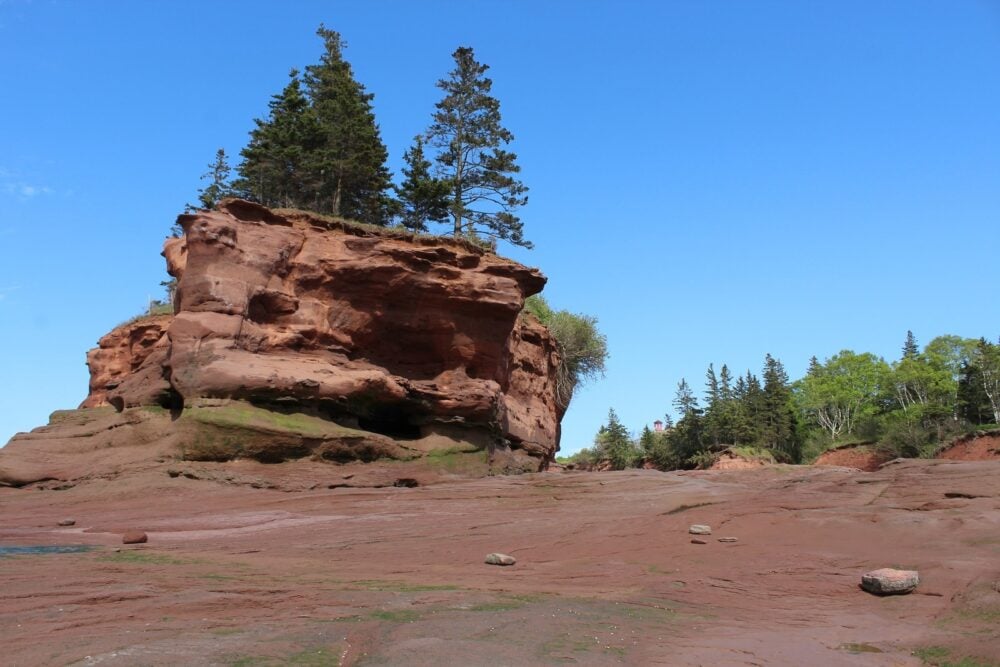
[426,47,530,248]
[197,148,234,209]
[235,69,321,209]
[235,27,392,224]
[396,136,450,232]
[304,26,393,224]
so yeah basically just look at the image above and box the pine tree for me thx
[712,363,738,445]
[235,69,320,209]
[395,136,450,232]
[760,354,802,462]
[807,355,821,376]
[640,424,676,470]
[703,364,722,445]
[598,408,634,470]
[902,330,919,359]
[669,379,705,465]
[304,26,393,224]
[197,148,234,210]
[719,364,733,401]
[426,46,530,248]
[673,379,699,417]
[733,371,763,445]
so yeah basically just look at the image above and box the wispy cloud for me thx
[0,166,54,199]
[0,286,20,302]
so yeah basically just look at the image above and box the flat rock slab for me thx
[485,553,516,566]
[689,524,712,535]
[57,519,76,526]
[691,538,708,545]
[861,568,919,595]
[718,537,738,543]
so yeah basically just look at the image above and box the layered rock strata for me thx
[79,200,563,471]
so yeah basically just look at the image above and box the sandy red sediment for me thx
[937,432,1000,462]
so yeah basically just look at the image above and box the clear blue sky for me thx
[1,1,998,454]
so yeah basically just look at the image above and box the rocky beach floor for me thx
[2,459,998,666]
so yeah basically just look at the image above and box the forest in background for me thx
[567,332,1000,470]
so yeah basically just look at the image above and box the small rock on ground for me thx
[861,568,919,595]
[485,553,516,566]
[57,519,76,527]
[122,531,148,545]
[718,537,738,543]
[690,538,708,545]
[689,524,712,535]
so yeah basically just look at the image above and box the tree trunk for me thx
[332,174,342,216]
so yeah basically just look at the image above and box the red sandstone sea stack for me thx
[1,200,565,487]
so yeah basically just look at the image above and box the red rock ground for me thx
[2,460,998,666]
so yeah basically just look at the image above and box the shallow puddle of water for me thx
[0,545,93,557]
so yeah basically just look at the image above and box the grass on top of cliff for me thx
[267,204,510,258]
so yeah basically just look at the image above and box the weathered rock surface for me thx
[2,461,999,664]
[81,314,172,409]
[484,553,517,566]
[122,530,148,544]
[814,443,893,471]
[709,448,775,470]
[861,568,920,595]
[937,430,1000,461]
[689,524,712,535]
[17,199,564,481]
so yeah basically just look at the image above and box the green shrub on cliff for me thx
[523,295,608,409]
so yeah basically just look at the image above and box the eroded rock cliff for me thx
[66,199,563,478]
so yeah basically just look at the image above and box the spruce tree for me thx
[902,330,919,359]
[703,364,722,445]
[670,379,705,465]
[598,408,634,470]
[714,364,738,445]
[426,46,530,247]
[761,354,802,462]
[395,136,450,232]
[673,379,699,417]
[304,26,393,224]
[197,148,234,209]
[235,69,320,209]
[734,372,763,445]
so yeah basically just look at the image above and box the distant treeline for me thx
[568,332,1000,470]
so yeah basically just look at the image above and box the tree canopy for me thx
[233,27,392,225]
[199,31,533,245]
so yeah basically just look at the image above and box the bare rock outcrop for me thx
[936,430,1000,461]
[813,443,892,471]
[81,315,172,409]
[74,200,563,473]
